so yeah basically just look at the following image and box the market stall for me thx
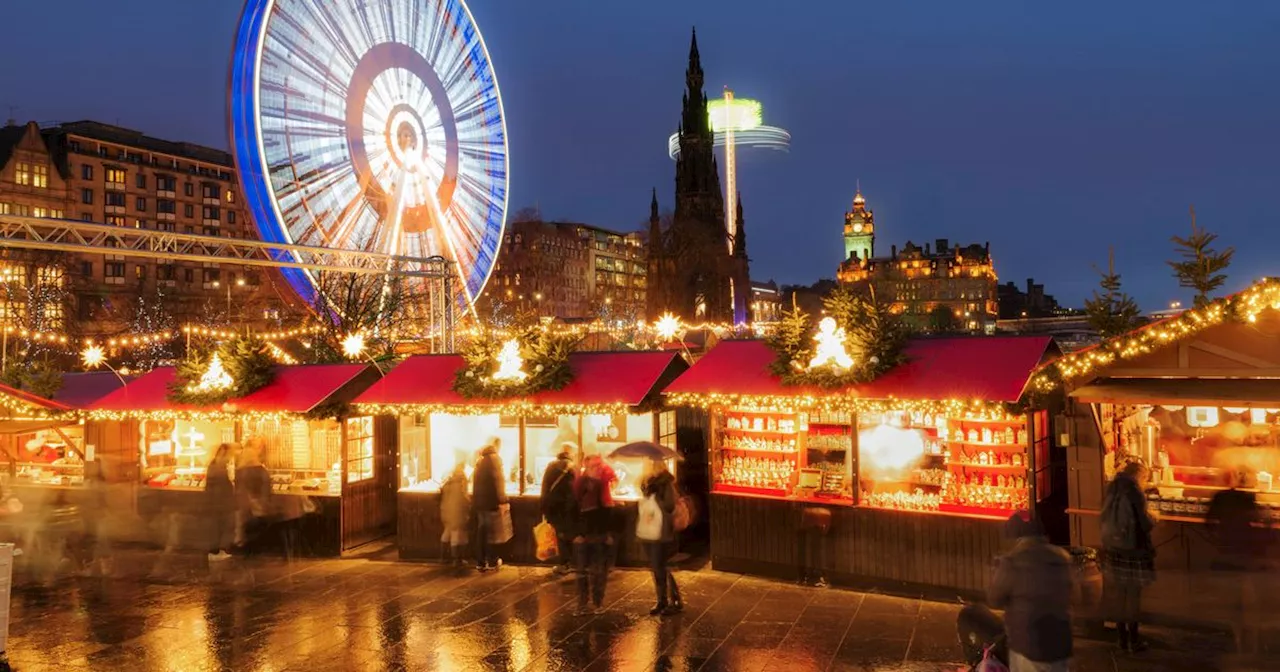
[1054,279,1280,572]
[353,349,689,565]
[87,363,385,556]
[665,335,1058,593]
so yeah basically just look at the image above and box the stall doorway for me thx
[341,416,398,551]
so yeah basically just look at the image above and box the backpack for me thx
[672,495,693,533]
[1101,483,1137,551]
[578,474,603,513]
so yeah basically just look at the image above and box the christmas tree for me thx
[1169,205,1234,308]
[1085,249,1144,338]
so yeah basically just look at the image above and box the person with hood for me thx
[572,454,616,614]
[539,443,577,575]
[989,513,1072,671]
[640,458,682,616]
[205,443,236,562]
[472,439,508,571]
[1100,459,1156,653]
[439,463,471,567]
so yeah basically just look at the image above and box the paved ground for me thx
[2,550,1270,672]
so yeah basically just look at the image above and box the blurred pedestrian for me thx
[1100,460,1155,653]
[472,439,508,571]
[274,495,308,562]
[205,443,236,563]
[440,463,471,567]
[640,458,682,616]
[540,443,577,575]
[989,513,1072,671]
[573,454,614,615]
[235,440,273,571]
[1206,467,1265,653]
[77,458,112,576]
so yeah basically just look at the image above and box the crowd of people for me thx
[439,439,685,617]
[984,457,1269,671]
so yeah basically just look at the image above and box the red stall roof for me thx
[54,372,129,410]
[665,337,1055,403]
[0,382,71,414]
[353,350,686,410]
[90,363,372,415]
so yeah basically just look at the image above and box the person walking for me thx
[1100,459,1156,653]
[1205,467,1266,654]
[640,458,682,616]
[235,441,273,571]
[205,443,236,563]
[989,513,1073,671]
[440,463,471,568]
[573,454,615,615]
[472,441,508,572]
[540,444,577,575]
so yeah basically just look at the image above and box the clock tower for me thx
[842,189,875,263]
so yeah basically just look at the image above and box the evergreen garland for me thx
[168,335,276,406]
[452,327,580,400]
[767,285,908,389]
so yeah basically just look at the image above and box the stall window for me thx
[12,426,87,487]
[398,415,429,490]
[242,416,342,496]
[345,416,375,483]
[427,413,520,495]
[523,414,581,494]
[590,413,658,501]
[138,418,236,490]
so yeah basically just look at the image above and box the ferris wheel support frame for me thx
[0,214,459,349]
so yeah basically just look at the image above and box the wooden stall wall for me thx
[709,494,1006,595]
[341,416,398,551]
[1066,400,1105,549]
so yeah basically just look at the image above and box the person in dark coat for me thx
[640,459,682,616]
[989,513,1072,671]
[440,463,471,567]
[1100,460,1155,652]
[539,444,577,574]
[205,443,236,562]
[572,455,615,614]
[1206,467,1266,654]
[471,441,508,571]
[235,441,273,565]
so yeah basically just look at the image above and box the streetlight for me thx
[212,277,248,322]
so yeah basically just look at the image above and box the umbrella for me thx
[608,442,680,461]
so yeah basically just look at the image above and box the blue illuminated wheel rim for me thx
[229,0,509,309]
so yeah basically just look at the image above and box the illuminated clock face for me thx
[853,223,864,233]
[230,0,509,309]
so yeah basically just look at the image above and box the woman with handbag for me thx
[472,440,509,572]
[639,459,682,616]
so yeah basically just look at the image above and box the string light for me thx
[352,401,635,418]
[665,391,1004,416]
[265,342,298,365]
[1033,277,1280,391]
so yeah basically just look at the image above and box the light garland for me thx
[85,408,310,422]
[265,342,298,365]
[1034,277,1280,391]
[665,391,1004,416]
[352,401,635,418]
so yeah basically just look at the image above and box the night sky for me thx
[3,1,1277,310]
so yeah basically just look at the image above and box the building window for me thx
[202,226,219,237]
[13,163,31,186]
[184,268,194,283]
[136,173,147,189]
[345,416,375,483]
[105,262,125,279]
[135,197,147,211]
[105,215,125,227]
[156,175,175,192]
[226,190,236,204]
[184,183,194,197]
[203,268,220,284]
[227,212,236,225]
[11,204,29,217]
[135,265,145,280]
[81,165,93,180]
[202,184,219,200]
[105,168,126,185]
[157,264,175,281]
[31,165,48,189]
[156,221,174,232]
[203,206,220,220]
[157,199,175,214]
[80,261,92,277]
[183,204,194,218]
[104,192,126,207]
[81,189,94,205]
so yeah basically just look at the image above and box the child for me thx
[440,463,471,567]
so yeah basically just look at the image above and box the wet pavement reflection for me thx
[2,550,1264,671]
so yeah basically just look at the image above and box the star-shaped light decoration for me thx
[491,339,528,382]
[81,344,106,370]
[341,333,367,360]
[654,313,681,342]
[188,353,234,392]
[808,317,855,370]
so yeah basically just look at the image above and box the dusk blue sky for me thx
[2,1,1277,310]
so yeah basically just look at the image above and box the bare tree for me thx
[305,268,437,362]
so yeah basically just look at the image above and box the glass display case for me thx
[1112,404,1280,521]
[401,413,520,494]
[11,426,87,487]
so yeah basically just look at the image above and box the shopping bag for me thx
[534,517,559,561]
[974,644,1009,672]
[488,504,513,544]
[636,495,663,541]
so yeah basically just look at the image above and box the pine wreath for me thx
[168,335,276,406]
[767,285,907,389]
[453,327,580,400]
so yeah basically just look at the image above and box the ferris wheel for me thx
[229,0,509,311]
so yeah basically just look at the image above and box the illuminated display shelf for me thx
[13,462,86,488]
[712,408,851,501]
